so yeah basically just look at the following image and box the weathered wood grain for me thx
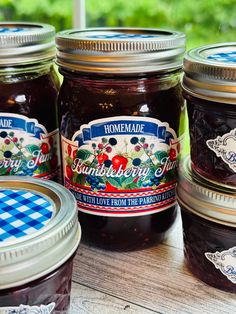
[70,283,158,314]
[163,211,183,250]
[72,217,236,314]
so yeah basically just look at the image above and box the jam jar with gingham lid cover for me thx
[0,22,60,181]
[0,177,81,313]
[182,43,236,187]
[177,157,236,293]
[56,28,186,251]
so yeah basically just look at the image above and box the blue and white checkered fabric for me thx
[0,189,53,242]
[208,51,236,63]
[0,27,26,33]
[86,34,158,39]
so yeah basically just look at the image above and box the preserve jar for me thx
[182,43,236,187]
[0,176,81,313]
[0,22,61,181]
[177,157,236,293]
[56,28,186,251]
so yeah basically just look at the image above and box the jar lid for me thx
[177,156,236,227]
[0,22,55,66]
[0,177,80,289]
[56,27,186,73]
[182,42,236,104]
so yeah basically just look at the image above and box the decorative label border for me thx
[205,246,236,284]
[0,303,55,314]
[206,128,236,172]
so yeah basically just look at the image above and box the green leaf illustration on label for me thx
[25,144,40,154]
[76,149,93,160]
[106,177,123,189]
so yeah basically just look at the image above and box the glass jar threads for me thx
[0,177,81,312]
[177,157,236,293]
[182,43,236,187]
[0,22,60,181]
[56,28,186,251]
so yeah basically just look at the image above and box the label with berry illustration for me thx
[205,247,236,284]
[62,116,180,216]
[0,113,60,180]
[206,128,236,172]
[0,303,55,313]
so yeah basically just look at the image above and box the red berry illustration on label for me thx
[68,145,72,156]
[169,148,176,161]
[41,143,49,154]
[112,155,128,171]
[105,182,118,192]
[72,149,77,160]
[97,153,109,165]
[66,165,73,179]
[106,146,112,153]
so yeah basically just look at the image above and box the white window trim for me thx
[73,0,86,28]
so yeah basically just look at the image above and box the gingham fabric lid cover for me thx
[0,177,80,289]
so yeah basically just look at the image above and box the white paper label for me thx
[0,303,55,314]
[206,128,236,172]
[62,115,180,217]
[205,246,236,283]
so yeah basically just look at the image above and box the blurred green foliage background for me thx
[0,0,235,48]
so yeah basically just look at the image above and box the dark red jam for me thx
[185,94,236,186]
[0,69,59,135]
[0,67,61,181]
[0,257,74,313]
[79,204,177,251]
[181,205,236,293]
[58,71,184,251]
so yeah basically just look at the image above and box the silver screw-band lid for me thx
[182,42,236,104]
[177,156,236,227]
[0,22,56,66]
[56,28,186,73]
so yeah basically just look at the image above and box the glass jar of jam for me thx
[177,157,236,293]
[0,22,61,181]
[56,28,186,251]
[182,43,236,187]
[0,176,81,313]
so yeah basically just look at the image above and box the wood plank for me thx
[163,210,183,250]
[70,282,158,314]
[72,222,236,314]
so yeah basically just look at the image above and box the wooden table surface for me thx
[70,212,236,314]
